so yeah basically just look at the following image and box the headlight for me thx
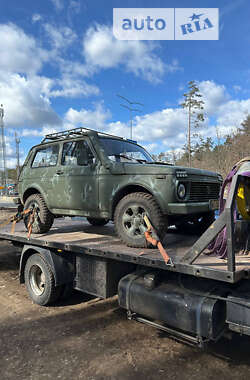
[177,183,186,199]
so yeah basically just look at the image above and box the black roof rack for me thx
[41,127,127,143]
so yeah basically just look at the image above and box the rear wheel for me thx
[114,192,166,248]
[24,254,61,306]
[24,193,54,234]
[87,217,109,226]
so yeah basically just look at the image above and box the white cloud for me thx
[216,99,250,131]
[22,126,59,137]
[0,22,100,133]
[0,23,48,75]
[21,103,112,138]
[233,85,242,93]
[83,25,171,83]
[199,80,229,115]
[68,0,81,14]
[43,24,77,50]
[0,72,61,128]
[143,143,158,153]
[198,80,249,135]
[17,77,250,160]
[48,76,99,98]
[51,0,64,11]
[64,103,112,130]
[32,14,42,23]
[104,107,187,144]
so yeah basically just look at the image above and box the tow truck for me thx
[0,159,249,347]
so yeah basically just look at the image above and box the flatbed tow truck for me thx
[0,171,250,347]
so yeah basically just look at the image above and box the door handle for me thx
[56,171,64,175]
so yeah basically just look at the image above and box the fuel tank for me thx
[118,272,226,340]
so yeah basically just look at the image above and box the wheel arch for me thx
[20,245,74,286]
[111,184,154,219]
[22,187,43,204]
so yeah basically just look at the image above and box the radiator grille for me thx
[189,182,220,202]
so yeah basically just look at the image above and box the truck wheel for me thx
[24,254,61,306]
[24,194,54,234]
[87,217,109,226]
[114,192,166,248]
[177,212,215,233]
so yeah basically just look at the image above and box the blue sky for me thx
[0,0,249,167]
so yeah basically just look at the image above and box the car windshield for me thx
[100,138,153,163]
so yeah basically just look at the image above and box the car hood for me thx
[119,162,220,179]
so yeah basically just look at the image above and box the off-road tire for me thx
[24,193,54,234]
[24,254,61,306]
[114,192,166,248]
[87,217,109,226]
[176,211,215,233]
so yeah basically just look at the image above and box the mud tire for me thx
[24,194,54,234]
[114,192,166,248]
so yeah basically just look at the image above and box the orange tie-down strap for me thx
[142,215,174,266]
[4,208,35,238]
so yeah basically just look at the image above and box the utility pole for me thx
[15,131,20,180]
[0,104,7,194]
[117,95,143,140]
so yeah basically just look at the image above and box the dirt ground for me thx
[2,210,250,379]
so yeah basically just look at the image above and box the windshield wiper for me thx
[114,154,145,163]
[147,161,173,165]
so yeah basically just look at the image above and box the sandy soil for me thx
[1,214,250,379]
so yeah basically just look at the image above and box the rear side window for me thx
[32,145,59,168]
[62,140,95,166]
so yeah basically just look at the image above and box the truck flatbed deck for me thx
[0,218,249,284]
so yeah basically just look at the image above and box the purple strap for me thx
[209,169,250,259]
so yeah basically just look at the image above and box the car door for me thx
[50,139,99,212]
[25,143,60,207]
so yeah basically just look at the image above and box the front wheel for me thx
[114,192,166,248]
[24,254,61,306]
[24,193,54,234]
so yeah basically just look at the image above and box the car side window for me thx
[62,140,95,166]
[32,145,59,168]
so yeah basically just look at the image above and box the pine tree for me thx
[180,81,205,167]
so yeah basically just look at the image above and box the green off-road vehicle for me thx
[18,128,222,247]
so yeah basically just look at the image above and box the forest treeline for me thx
[152,114,250,178]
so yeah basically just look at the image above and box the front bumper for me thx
[167,201,216,215]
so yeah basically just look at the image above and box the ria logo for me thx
[175,8,219,40]
[181,13,213,35]
[113,8,219,41]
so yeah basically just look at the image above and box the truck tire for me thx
[114,192,166,248]
[24,253,61,306]
[87,217,109,226]
[176,211,215,233]
[24,194,54,234]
